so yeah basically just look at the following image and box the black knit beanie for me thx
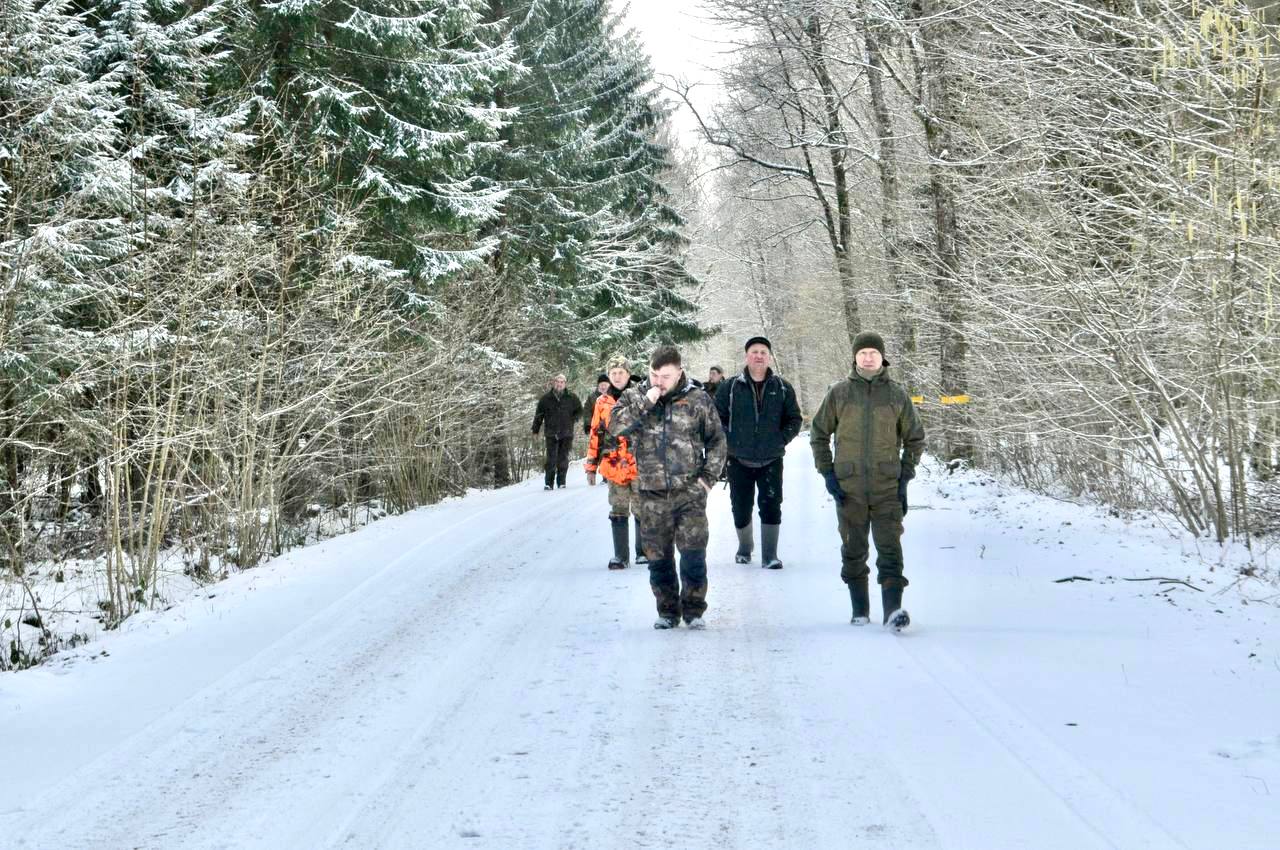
[852,331,889,365]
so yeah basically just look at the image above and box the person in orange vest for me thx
[586,355,642,569]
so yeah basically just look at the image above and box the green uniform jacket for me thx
[809,369,926,505]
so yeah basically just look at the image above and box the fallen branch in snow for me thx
[1212,576,1250,597]
[1054,576,1094,583]
[1122,577,1204,592]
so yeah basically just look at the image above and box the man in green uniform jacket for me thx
[810,332,925,631]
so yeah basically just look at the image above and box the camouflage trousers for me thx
[637,482,710,622]
[607,480,637,518]
[836,497,908,589]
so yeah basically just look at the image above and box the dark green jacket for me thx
[810,369,925,504]
[583,390,602,434]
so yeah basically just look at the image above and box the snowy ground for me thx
[0,500,394,666]
[2,441,1278,849]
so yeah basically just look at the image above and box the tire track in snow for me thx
[11,443,1243,849]
[9,485,596,849]
[886,635,1190,850]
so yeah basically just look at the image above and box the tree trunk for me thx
[805,14,862,345]
[910,0,971,460]
[860,4,916,385]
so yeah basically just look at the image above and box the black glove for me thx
[822,470,846,505]
[898,461,915,515]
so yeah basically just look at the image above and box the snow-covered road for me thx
[3,443,1278,849]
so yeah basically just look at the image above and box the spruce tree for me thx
[232,0,517,284]
[485,0,702,364]
[1,0,125,568]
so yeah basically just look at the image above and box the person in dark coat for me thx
[532,374,583,490]
[810,332,925,631]
[704,366,724,399]
[583,373,609,436]
[715,336,803,569]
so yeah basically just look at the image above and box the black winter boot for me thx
[761,524,782,569]
[634,517,649,565]
[608,516,629,570]
[849,578,870,625]
[881,585,910,632]
[734,525,753,564]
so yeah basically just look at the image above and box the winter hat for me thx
[744,336,772,352]
[852,331,889,365]
[595,372,609,384]
[606,354,631,373]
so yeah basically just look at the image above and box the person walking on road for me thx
[704,366,724,399]
[809,332,925,631]
[583,373,609,436]
[715,336,803,569]
[609,346,727,629]
[532,374,582,490]
[586,358,643,569]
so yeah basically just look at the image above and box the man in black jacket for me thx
[583,373,609,436]
[715,336,803,568]
[532,374,583,490]
[704,366,724,399]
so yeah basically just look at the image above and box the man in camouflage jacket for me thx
[810,331,925,631]
[609,345,727,629]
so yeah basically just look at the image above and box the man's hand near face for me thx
[648,365,681,403]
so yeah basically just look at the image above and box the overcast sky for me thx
[615,0,733,143]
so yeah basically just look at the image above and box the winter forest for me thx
[2,0,1278,669]
[2,0,704,665]
[4,1,1280,847]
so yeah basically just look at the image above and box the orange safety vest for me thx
[585,392,637,486]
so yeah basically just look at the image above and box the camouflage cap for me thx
[606,354,631,373]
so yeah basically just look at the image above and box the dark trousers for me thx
[836,498,908,589]
[727,457,783,528]
[638,484,710,622]
[544,434,573,487]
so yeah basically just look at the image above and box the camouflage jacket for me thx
[608,373,727,492]
[810,368,925,504]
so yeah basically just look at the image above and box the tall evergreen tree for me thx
[485,0,702,364]
[232,0,517,284]
[86,0,249,228]
[1,0,125,568]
